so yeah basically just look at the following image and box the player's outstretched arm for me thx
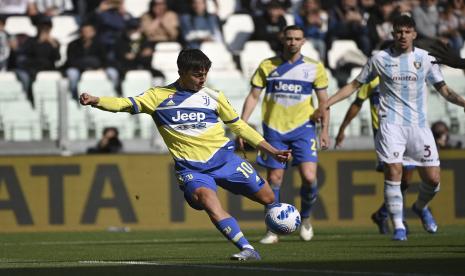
[316,89,330,150]
[428,42,465,69]
[435,83,465,112]
[237,87,262,150]
[257,140,292,163]
[80,93,99,106]
[335,102,362,148]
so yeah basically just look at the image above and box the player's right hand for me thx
[79,93,99,106]
[274,149,292,163]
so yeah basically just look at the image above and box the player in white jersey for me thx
[239,25,329,244]
[315,15,465,241]
[79,49,292,260]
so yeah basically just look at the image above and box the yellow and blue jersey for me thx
[355,77,380,133]
[251,55,328,139]
[95,83,264,171]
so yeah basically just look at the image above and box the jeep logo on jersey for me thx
[172,110,206,122]
[274,81,303,93]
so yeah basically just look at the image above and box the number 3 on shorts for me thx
[236,162,254,178]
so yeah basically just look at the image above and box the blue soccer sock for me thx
[215,217,253,250]
[300,180,318,219]
[384,180,404,230]
[265,183,281,212]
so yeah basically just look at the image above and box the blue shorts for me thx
[176,153,265,210]
[257,129,318,169]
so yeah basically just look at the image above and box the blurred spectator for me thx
[179,0,222,49]
[0,0,38,17]
[0,16,10,71]
[140,0,179,45]
[248,0,291,16]
[396,0,417,14]
[115,18,164,82]
[294,0,328,61]
[327,0,372,56]
[14,16,60,101]
[431,121,462,149]
[438,0,464,55]
[367,0,396,51]
[87,0,130,63]
[35,0,74,16]
[250,0,287,53]
[87,127,123,154]
[412,0,439,39]
[64,23,119,99]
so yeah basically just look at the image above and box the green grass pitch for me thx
[1,225,464,276]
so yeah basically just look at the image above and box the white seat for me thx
[240,41,275,80]
[207,69,249,97]
[200,41,236,70]
[5,16,37,37]
[51,16,79,45]
[161,70,179,85]
[215,0,238,21]
[36,71,63,81]
[222,14,254,54]
[301,41,320,61]
[328,40,367,70]
[122,70,152,97]
[78,70,116,96]
[153,43,181,71]
[86,108,136,139]
[0,100,41,140]
[0,72,25,101]
[284,13,295,25]
[125,0,151,17]
[81,70,108,81]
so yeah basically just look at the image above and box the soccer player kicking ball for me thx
[80,49,291,260]
[315,15,465,241]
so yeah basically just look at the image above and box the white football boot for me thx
[299,218,314,241]
[259,230,279,244]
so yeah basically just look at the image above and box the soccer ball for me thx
[265,203,301,235]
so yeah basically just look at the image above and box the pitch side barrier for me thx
[0,150,464,232]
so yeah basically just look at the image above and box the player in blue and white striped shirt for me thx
[316,15,465,241]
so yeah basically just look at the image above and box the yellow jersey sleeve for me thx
[314,62,328,90]
[96,87,162,114]
[217,92,264,147]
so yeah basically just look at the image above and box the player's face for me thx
[282,29,305,55]
[178,68,208,91]
[392,26,417,52]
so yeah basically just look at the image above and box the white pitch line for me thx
[78,260,447,276]
[0,237,223,246]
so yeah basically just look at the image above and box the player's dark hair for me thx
[392,14,416,30]
[177,49,212,73]
[283,25,304,34]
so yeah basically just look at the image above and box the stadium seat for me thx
[207,69,249,97]
[161,70,179,85]
[153,42,182,71]
[122,70,152,97]
[327,40,367,70]
[301,41,320,61]
[222,14,254,54]
[215,0,238,21]
[51,16,79,45]
[284,13,295,25]
[5,16,37,37]
[240,41,275,80]
[78,70,116,97]
[0,100,41,141]
[125,0,151,17]
[32,71,64,109]
[86,107,136,140]
[200,41,236,70]
[0,72,26,101]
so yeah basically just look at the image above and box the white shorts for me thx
[375,122,440,167]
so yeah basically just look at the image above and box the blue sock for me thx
[265,183,280,212]
[300,181,318,218]
[215,217,253,250]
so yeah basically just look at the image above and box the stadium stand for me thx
[4,16,37,37]
[240,40,275,80]
[78,70,117,97]
[0,72,25,101]
[200,41,236,71]
[222,13,254,54]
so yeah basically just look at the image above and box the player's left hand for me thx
[273,149,292,163]
[319,131,330,150]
